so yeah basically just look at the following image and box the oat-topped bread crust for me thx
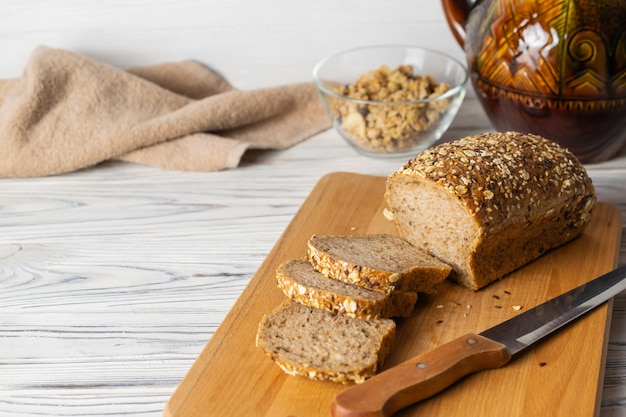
[256,301,396,384]
[307,233,451,293]
[276,259,418,319]
[385,131,596,290]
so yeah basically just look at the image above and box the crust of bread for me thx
[385,131,596,290]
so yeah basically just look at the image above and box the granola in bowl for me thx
[330,64,453,153]
[313,46,468,158]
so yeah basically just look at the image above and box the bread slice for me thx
[256,301,396,384]
[276,259,418,319]
[307,233,451,293]
[385,131,596,290]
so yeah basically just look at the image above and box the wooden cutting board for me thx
[164,172,622,417]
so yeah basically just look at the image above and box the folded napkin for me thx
[0,46,330,177]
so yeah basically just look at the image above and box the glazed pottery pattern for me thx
[442,0,626,163]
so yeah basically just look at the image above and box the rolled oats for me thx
[330,64,452,152]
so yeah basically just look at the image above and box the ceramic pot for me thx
[442,0,626,163]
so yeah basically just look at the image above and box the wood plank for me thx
[164,171,621,417]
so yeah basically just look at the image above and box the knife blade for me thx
[332,264,626,417]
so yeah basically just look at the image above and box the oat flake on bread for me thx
[385,131,596,290]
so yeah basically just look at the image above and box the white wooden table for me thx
[0,97,624,417]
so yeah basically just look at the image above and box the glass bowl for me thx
[313,45,469,158]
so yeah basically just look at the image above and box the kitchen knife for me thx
[332,264,626,417]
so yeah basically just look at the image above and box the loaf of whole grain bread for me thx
[276,259,418,319]
[385,131,596,290]
[256,301,396,384]
[307,234,451,293]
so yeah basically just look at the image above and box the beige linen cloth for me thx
[0,46,330,177]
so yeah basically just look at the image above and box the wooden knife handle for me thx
[331,333,512,417]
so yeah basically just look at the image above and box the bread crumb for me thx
[512,305,523,311]
[436,304,444,309]
[383,208,395,221]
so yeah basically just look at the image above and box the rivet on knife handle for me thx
[331,333,512,417]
